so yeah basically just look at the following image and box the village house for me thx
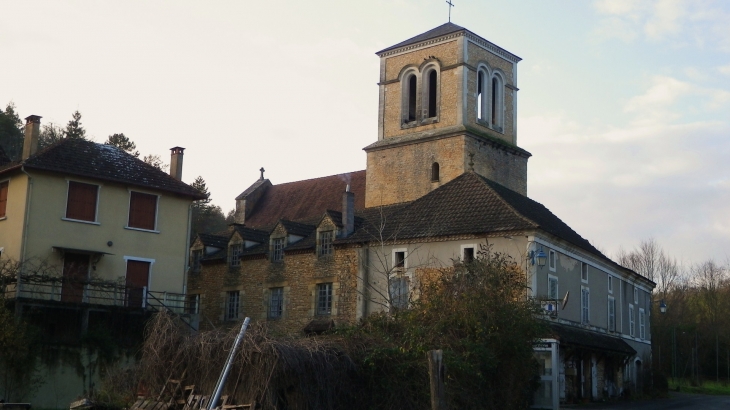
[187,23,656,408]
[0,115,205,406]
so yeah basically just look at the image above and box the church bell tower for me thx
[364,23,531,208]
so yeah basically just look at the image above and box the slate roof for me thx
[243,170,366,228]
[342,172,605,260]
[198,232,229,249]
[231,224,269,244]
[376,22,521,62]
[0,138,205,199]
[548,322,636,356]
[279,220,316,237]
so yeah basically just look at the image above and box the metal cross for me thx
[446,0,455,22]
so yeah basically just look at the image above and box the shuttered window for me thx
[608,296,616,332]
[0,181,8,218]
[128,191,158,230]
[548,275,558,300]
[66,181,98,222]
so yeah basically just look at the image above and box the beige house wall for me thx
[20,170,191,293]
[0,172,29,260]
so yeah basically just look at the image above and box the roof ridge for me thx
[271,169,365,188]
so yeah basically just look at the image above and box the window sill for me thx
[401,120,419,129]
[0,216,6,221]
[420,117,439,126]
[125,226,160,234]
[62,217,100,225]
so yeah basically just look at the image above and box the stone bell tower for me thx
[364,23,531,208]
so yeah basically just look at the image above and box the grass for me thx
[668,378,730,395]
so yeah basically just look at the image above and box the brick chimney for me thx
[22,115,42,160]
[169,147,184,180]
[342,184,355,237]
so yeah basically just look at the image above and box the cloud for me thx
[594,0,639,16]
[644,0,685,39]
[718,64,730,75]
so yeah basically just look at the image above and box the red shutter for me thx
[66,181,98,222]
[128,191,157,230]
[0,181,8,218]
[126,260,150,308]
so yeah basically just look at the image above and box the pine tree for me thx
[64,110,86,139]
[105,133,139,157]
[0,102,24,161]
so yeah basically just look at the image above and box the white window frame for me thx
[393,248,408,272]
[461,244,476,263]
[389,275,410,310]
[608,275,613,294]
[271,237,285,262]
[125,189,161,233]
[476,65,491,124]
[548,249,556,272]
[581,262,588,283]
[547,274,558,300]
[639,308,646,339]
[581,285,590,324]
[63,179,101,225]
[229,243,243,267]
[629,304,635,337]
[608,295,616,332]
[318,230,334,258]
[634,287,639,304]
[225,290,241,321]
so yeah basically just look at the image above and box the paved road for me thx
[573,392,730,410]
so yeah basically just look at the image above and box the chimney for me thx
[22,115,42,160]
[342,184,355,237]
[169,147,185,180]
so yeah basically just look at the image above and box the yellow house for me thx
[0,115,204,312]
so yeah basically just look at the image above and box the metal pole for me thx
[717,334,719,383]
[208,317,251,410]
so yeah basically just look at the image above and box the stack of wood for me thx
[131,373,255,410]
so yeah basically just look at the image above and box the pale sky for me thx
[2,0,729,265]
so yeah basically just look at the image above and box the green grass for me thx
[669,379,730,395]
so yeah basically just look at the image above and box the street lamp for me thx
[528,248,547,266]
[659,299,667,314]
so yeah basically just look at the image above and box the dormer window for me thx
[271,237,284,262]
[318,231,334,257]
[431,162,440,182]
[229,243,242,267]
[191,249,202,272]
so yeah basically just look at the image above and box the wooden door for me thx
[62,253,89,303]
[126,260,150,308]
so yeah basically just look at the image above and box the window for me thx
[316,283,333,316]
[271,237,284,262]
[191,249,202,272]
[491,74,504,129]
[629,304,635,337]
[639,308,646,339]
[128,191,158,230]
[634,287,639,304]
[269,287,284,319]
[581,286,590,324]
[608,296,616,332]
[581,262,588,282]
[229,243,242,267]
[431,162,440,182]
[394,250,406,272]
[477,69,486,121]
[66,181,99,222]
[226,291,240,321]
[186,294,200,314]
[608,275,613,293]
[462,246,475,263]
[404,73,417,123]
[548,275,558,300]
[548,250,556,271]
[390,276,409,309]
[424,68,438,118]
[318,231,334,257]
[0,180,8,218]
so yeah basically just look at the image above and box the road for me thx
[572,392,730,410]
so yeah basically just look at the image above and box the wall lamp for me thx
[528,248,547,266]
[659,299,667,314]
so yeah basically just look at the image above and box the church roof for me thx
[242,170,366,229]
[343,172,604,260]
[0,138,205,199]
[376,22,521,62]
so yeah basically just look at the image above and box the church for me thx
[187,22,655,408]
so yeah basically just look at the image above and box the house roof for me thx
[376,22,521,62]
[548,322,636,356]
[343,172,604,260]
[231,224,269,244]
[198,232,229,249]
[0,138,205,199]
[279,219,316,237]
[243,170,366,228]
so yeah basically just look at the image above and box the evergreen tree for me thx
[0,102,24,161]
[190,176,227,240]
[64,110,86,139]
[105,133,139,157]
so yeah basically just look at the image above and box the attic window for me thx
[271,237,284,262]
[463,247,474,263]
[318,231,334,257]
[229,244,242,267]
[431,162,440,182]
[191,249,202,272]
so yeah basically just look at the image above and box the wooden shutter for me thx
[61,253,89,303]
[126,260,150,308]
[129,191,157,230]
[66,181,98,221]
[0,181,8,218]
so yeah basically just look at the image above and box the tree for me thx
[143,154,168,171]
[64,110,86,139]
[105,133,139,157]
[190,176,227,241]
[38,122,66,150]
[0,102,24,161]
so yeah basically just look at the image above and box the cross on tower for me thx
[446,0,455,22]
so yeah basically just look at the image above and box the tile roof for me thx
[231,224,269,244]
[198,232,229,249]
[236,178,271,200]
[0,138,205,199]
[279,219,316,237]
[342,172,605,260]
[243,170,366,228]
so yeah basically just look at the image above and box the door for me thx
[126,260,150,308]
[62,253,89,303]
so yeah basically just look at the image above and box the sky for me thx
[2,0,729,265]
